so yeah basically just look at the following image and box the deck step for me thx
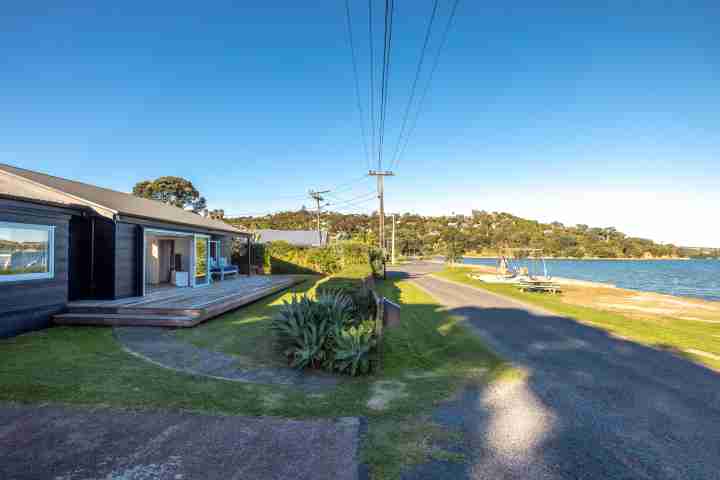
[53,312,199,327]
[66,306,203,317]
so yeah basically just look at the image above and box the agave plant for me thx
[333,321,377,376]
[288,317,329,369]
[272,292,376,375]
[315,290,356,329]
[272,295,331,368]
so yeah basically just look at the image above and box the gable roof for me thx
[0,163,244,235]
[255,229,326,247]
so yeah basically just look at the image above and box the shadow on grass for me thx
[268,258,322,275]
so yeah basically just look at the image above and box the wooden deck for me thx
[54,276,301,327]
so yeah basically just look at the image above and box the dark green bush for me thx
[263,240,381,276]
[368,247,385,277]
[334,241,371,266]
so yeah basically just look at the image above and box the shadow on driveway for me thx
[388,265,720,479]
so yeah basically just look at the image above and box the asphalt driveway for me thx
[394,263,720,480]
[0,404,359,480]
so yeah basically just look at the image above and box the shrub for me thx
[334,241,371,267]
[271,295,333,369]
[368,247,385,277]
[262,240,382,276]
[271,290,378,376]
[317,263,376,320]
[306,246,342,274]
[333,321,376,376]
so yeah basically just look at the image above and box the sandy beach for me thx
[442,262,720,323]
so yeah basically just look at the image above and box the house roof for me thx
[255,229,326,247]
[0,163,245,235]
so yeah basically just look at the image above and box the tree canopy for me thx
[224,209,711,259]
[132,176,207,213]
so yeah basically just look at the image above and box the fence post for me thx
[373,290,384,373]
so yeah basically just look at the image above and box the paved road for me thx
[393,262,720,480]
[0,404,359,480]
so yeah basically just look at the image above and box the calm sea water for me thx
[461,258,720,302]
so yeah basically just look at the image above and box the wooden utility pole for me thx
[368,170,394,253]
[391,214,396,265]
[308,190,329,243]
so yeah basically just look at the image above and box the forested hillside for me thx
[226,208,712,259]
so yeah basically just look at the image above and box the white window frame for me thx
[193,234,212,288]
[0,221,55,282]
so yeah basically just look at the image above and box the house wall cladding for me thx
[114,222,137,298]
[0,199,75,338]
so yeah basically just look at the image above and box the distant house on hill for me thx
[255,229,326,247]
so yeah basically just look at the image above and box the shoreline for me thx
[438,261,720,303]
[462,255,693,261]
[445,264,720,313]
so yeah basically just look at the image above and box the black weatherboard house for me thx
[0,163,250,338]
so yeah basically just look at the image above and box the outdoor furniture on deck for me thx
[171,270,189,287]
[210,257,239,281]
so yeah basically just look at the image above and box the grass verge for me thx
[0,273,508,479]
[435,267,720,371]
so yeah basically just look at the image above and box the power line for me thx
[329,203,374,214]
[368,0,377,168]
[344,0,372,170]
[320,173,371,194]
[389,0,440,170]
[394,0,461,170]
[377,0,395,170]
[326,190,377,208]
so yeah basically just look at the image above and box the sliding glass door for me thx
[194,235,210,286]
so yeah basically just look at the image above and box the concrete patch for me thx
[367,381,409,410]
[114,327,340,392]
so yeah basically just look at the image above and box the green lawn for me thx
[0,274,509,479]
[435,267,720,371]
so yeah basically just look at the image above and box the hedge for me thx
[263,241,383,276]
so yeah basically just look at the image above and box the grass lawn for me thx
[435,267,720,371]
[0,274,509,479]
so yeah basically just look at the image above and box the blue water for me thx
[462,258,720,302]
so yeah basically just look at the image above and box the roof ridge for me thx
[0,163,118,216]
[0,163,245,235]
[0,162,145,198]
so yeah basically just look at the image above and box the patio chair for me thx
[211,257,239,281]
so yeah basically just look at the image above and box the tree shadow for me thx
[267,257,321,275]
[398,302,720,479]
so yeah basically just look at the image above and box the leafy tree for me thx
[132,176,207,212]
[225,209,681,259]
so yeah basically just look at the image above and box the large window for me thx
[0,222,54,282]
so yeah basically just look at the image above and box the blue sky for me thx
[1,2,718,246]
